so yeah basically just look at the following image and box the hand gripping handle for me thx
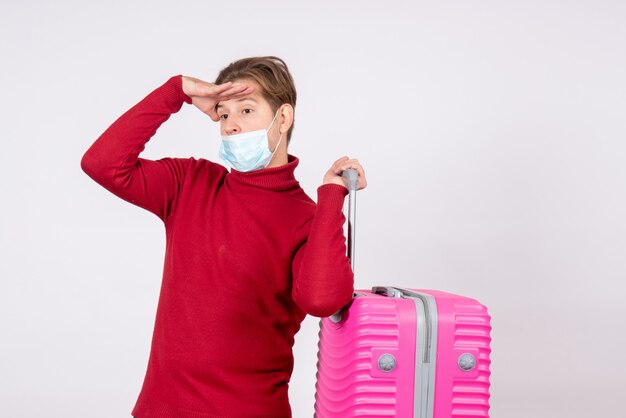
[342,168,359,192]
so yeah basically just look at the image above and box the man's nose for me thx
[224,118,241,135]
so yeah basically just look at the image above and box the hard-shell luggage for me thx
[314,170,492,417]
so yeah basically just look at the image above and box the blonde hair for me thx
[215,56,297,143]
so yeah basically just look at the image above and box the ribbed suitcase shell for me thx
[314,288,491,418]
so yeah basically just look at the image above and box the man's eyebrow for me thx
[215,97,257,112]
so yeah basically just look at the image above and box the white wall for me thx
[1,1,624,417]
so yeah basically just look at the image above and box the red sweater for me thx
[81,75,354,418]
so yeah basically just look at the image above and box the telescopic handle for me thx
[342,168,359,191]
[342,169,358,273]
[328,169,359,323]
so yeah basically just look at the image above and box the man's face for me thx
[215,80,279,138]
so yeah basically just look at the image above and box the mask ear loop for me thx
[271,133,283,153]
[267,107,283,157]
[264,105,287,168]
[264,132,283,169]
[266,108,280,133]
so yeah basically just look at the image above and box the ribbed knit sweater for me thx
[80,75,354,418]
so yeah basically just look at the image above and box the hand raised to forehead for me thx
[182,76,254,121]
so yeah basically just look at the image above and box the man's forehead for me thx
[216,81,266,110]
[215,78,263,110]
[216,95,259,110]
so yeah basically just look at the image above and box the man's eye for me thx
[219,114,228,120]
[243,108,252,114]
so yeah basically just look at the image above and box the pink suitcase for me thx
[314,171,492,417]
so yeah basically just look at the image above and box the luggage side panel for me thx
[420,290,492,418]
[314,292,418,417]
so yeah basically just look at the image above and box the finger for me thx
[345,166,365,183]
[330,156,349,172]
[210,87,253,112]
[201,82,251,99]
[339,159,361,172]
[215,86,254,103]
[207,110,220,122]
[204,82,233,96]
[333,156,349,165]
[339,161,367,189]
[218,84,252,97]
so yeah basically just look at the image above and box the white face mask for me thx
[218,110,283,172]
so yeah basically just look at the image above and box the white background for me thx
[1,1,625,417]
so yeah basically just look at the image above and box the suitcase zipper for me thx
[372,287,438,418]
[400,289,434,363]
[402,289,438,418]
[371,287,433,362]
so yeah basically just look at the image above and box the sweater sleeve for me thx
[80,75,193,221]
[292,184,354,317]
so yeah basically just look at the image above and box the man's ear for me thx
[278,104,294,134]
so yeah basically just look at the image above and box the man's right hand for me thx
[181,76,253,122]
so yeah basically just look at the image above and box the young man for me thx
[81,56,366,418]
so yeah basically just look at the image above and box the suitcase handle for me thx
[372,286,404,298]
[329,169,358,323]
[342,168,359,191]
[342,169,358,272]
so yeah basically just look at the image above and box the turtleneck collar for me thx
[227,154,301,192]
